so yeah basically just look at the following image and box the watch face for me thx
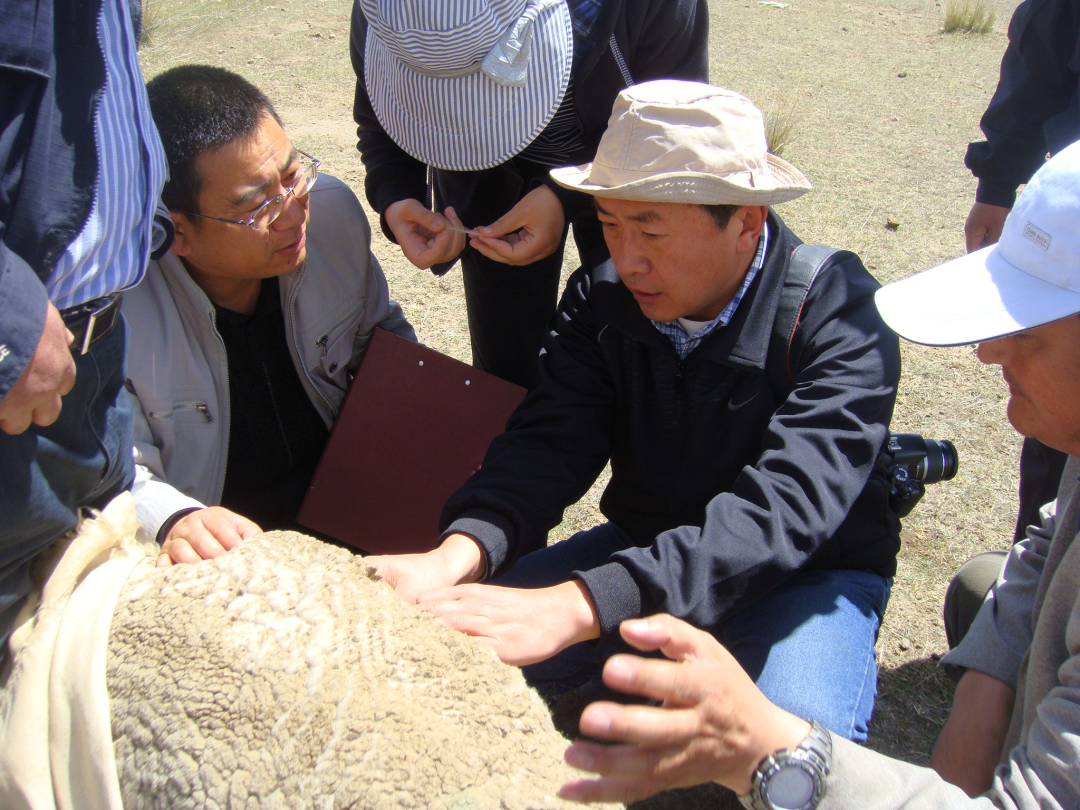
[765,764,815,810]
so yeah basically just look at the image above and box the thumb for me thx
[415,206,447,231]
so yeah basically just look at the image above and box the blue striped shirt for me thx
[651,222,770,359]
[47,0,168,310]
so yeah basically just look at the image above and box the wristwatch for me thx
[739,721,832,810]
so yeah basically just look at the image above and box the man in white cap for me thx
[555,139,1080,810]
[351,0,709,390]
[369,80,903,743]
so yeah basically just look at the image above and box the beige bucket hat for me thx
[550,80,812,205]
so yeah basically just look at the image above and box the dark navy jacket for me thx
[966,0,1080,207]
[441,212,903,639]
[0,0,143,400]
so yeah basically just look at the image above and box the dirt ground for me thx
[140,0,1024,804]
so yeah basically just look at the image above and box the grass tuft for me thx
[942,0,995,34]
[140,0,167,47]
[764,85,804,158]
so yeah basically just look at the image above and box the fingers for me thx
[619,614,721,663]
[423,604,492,638]
[469,232,530,264]
[416,588,487,633]
[964,203,1008,254]
[385,198,444,234]
[385,199,464,269]
[560,742,686,805]
[470,186,564,265]
[964,225,987,254]
[578,699,703,745]
[57,347,76,397]
[558,772,667,806]
[160,536,205,565]
[416,583,470,604]
[0,306,79,433]
[156,552,174,568]
[0,410,33,435]
[232,513,263,540]
[160,507,259,566]
[600,652,719,710]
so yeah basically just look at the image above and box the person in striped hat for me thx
[350,0,709,390]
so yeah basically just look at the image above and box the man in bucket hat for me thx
[556,138,1080,810]
[351,0,709,390]
[369,80,902,741]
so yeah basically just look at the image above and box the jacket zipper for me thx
[148,402,214,422]
[668,353,693,516]
[208,307,231,501]
[286,268,335,415]
[608,34,634,87]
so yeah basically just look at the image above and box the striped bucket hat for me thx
[360,0,574,172]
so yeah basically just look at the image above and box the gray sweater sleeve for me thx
[821,735,1055,810]
[940,501,1055,689]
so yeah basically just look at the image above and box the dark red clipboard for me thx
[296,328,526,554]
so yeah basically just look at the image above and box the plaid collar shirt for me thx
[567,0,603,35]
[651,222,770,359]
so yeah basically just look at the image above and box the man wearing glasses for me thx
[125,65,415,566]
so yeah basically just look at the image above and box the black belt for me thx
[59,293,123,355]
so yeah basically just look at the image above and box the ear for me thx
[734,206,769,254]
[169,212,195,257]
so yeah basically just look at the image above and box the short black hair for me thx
[146,65,282,215]
[699,204,740,231]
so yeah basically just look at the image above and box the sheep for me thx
[0,495,618,810]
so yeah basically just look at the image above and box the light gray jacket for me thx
[821,455,1080,809]
[124,174,415,539]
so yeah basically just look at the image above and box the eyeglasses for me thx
[180,150,321,230]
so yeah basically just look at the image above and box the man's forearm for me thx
[930,669,1015,797]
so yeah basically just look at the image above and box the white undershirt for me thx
[676,317,712,335]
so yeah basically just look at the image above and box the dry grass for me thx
[943,0,997,33]
[139,0,1028,805]
[764,84,804,157]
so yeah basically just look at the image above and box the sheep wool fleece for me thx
[107,531,606,810]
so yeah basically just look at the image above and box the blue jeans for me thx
[0,316,134,646]
[494,522,891,741]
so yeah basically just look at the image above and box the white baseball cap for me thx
[875,140,1080,346]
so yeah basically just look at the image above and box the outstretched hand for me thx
[417,579,599,666]
[385,198,468,269]
[469,185,566,266]
[157,506,261,567]
[558,614,811,806]
[366,533,487,606]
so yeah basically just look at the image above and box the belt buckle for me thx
[79,296,119,355]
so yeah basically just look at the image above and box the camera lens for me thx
[919,438,958,484]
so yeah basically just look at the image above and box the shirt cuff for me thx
[575,561,645,640]
[974,179,1018,209]
[155,507,203,546]
[939,597,1026,690]
[440,507,516,580]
